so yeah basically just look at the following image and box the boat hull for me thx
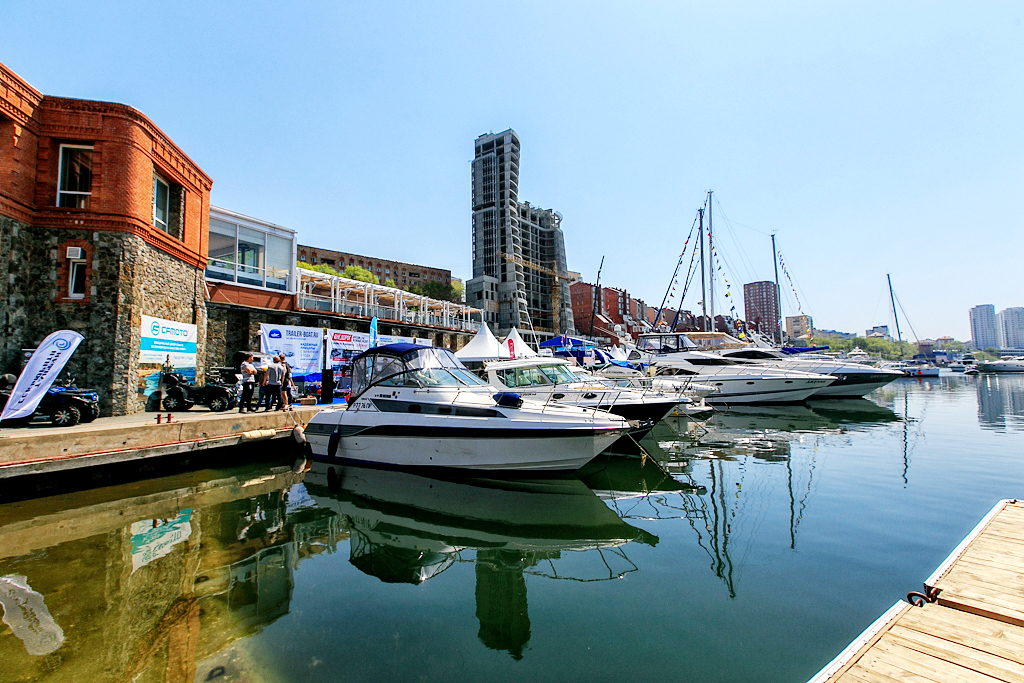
[305,415,626,472]
[977,362,1024,373]
[697,376,833,404]
[809,372,906,397]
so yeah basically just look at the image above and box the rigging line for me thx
[713,196,761,283]
[711,198,773,235]
[654,212,699,328]
[893,293,921,343]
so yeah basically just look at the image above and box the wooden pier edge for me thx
[923,498,1016,588]
[806,600,911,683]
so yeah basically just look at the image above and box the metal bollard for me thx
[156,414,162,424]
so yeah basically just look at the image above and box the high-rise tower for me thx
[467,130,574,338]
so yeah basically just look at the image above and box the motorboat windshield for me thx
[350,344,489,398]
[492,361,583,388]
[636,333,698,353]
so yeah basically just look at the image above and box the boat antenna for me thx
[771,233,781,345]
[589,256,604,341]
[888,273,904,358]
[708,190,714,332]
[699,207,707,331]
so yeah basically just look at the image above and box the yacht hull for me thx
[305,413,626,472]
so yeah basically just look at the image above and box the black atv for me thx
[160,372,237,412]
[0,374,101,427]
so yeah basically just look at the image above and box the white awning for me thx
[454,324,508,361]
[503,327,538,358]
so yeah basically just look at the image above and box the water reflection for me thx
[0,464,306,682]
[304,463,657,660]
[976,374,1024,432]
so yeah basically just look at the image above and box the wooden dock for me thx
[0,406,321,478]
[810,499,1024,683]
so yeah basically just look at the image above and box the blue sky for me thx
[4,1,1021,340]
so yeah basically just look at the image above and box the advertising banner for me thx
[129,509,193,573]
[259,323,324,383]
[1,330,84,421]
[138,316,197,401]
[328,331,432,389]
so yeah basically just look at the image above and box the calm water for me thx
[2,373,1023,682]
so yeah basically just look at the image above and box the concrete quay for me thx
[0,406,321,479]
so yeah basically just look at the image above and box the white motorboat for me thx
[305,344,630,473]
[902,363,941,377]
[716,347,904,397]
[483,357,684,426]
[976,358,1024,373]
[649,354,834,404]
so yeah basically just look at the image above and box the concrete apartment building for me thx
[296,245,451,288]
[0,60,212,416]
[743,281,780,338]
[969,305,999,350]
[996,307,1024,350]
[786,315,813,339]
[467,130,574,338]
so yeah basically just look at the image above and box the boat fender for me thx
[327,430,341,459]
[492,392,523,408]
[240,429,277,442]
[292,425,307,445]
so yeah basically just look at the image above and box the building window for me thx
[57,145,93,208]
[152,170,184,239]
[68,259,87,299]
[206,216,296,292]
[153,176,170,230]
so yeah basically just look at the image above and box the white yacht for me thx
[483,357,683,426]
[716,347,905,397]
[628,332,835,403]
[305,344,630,473]
[977,357,1024,373]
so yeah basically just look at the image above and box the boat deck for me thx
[810,499,1024,682]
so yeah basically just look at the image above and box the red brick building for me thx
[297,245,451,288]
[570,281,653,340]
[0,60,212,415]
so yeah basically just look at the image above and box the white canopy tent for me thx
[454,324,509,362]
[503,327,538,358]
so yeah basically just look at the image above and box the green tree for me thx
[341,265,379,284]
[297,261,341,276]
[451,280,464,301]
[383,278,397,288]
[407,280,458,302]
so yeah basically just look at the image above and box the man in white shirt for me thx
[238,354,256,412]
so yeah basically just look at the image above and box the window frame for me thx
[68,259,87,299]
[153,175,170,231]
[56,144,94,208]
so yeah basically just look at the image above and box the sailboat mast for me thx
[698,208,706,331]
[772,234,781,345]
[589,256,604,341]
[708,191,714,331]
[888,273,904,358]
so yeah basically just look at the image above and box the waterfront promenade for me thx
[0,406,320,478]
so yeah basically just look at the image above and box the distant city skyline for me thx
[4,2,1019,341]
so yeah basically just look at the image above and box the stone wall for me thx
[0,217,205,416]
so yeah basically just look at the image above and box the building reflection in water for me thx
[976,374,1024,432]
[304,463,658,660]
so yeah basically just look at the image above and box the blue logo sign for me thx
[150,322,161,336]
[53,338,72,351]
[269,329,283,339]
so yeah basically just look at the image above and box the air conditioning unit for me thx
[66,247,83,260]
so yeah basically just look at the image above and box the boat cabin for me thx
[485,358,583,389]
[349,344,488,399]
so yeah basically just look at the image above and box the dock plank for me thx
[810,500,1024,683]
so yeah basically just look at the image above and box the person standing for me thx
[281,358,295,411]
[262,355,283,411]
[238,354,256,413]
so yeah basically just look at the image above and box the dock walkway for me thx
[0,405,325,478]
[810,499,1024,683]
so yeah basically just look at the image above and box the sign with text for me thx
[139,316,197,400]
[260,323,324,382]
[1,330,84,421]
